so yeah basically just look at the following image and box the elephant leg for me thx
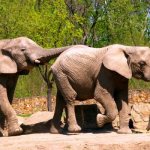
[0,75,22,136]
[66,102,81,133]
[7,74,18,104]
[116,89,132,134]
[0,110,7,136]
[94,81,118,127]
[52,68,81,133]
[50,90,65,134]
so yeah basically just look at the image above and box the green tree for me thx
[0,0,150,98]
[0,0,83,98]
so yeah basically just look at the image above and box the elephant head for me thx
[0,37,72,75]
[0,37,47,74]
[102,44,150,81]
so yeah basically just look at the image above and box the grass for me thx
[17,114,32,118]
[129,79,150,90]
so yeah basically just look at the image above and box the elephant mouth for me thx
[133,72,150,82]
[34,57,50,65]
[34,58,46,65]
[34,59,42,64]
[142,75,150,82]
[131,63,143,78]
[29,56,47,65]
[131,63,150,82]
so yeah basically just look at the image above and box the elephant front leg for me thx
[116,89,132,134]
[50,90,65,134]
[0,84,23,136]
[94,82,118,128]
[0,111,7,136]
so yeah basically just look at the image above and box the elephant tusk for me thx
[34,59,41,64]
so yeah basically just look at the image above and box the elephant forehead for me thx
[5,37,41,49]
[22,38,40,46]
[136,49,150,60]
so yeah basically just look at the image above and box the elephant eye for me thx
[139,61,146,67]
[21,48,26,52]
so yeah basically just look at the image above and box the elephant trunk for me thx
[33,45,73,64]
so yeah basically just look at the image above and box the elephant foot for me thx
[8,126,23,136]
[117,128,132,134]
[8,120,23,136]
[50,123,63,134]
[0,127,8,137]
[68,124,81,133]
[96,114,107,127]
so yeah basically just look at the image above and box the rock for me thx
[23,111,54,125]
[21,111,54,134]
[17,116,25,125]
[130,103,150,130]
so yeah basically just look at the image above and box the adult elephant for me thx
[0,37,71,136]
[49,44,150,134]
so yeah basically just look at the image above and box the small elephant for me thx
[0,37,70,136]
[49,44,150,134]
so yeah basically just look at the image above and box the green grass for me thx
[17,114,32,118]
[129,78,150,90]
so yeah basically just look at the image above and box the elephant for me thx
[49,44,150,134]
[0,37,71,136]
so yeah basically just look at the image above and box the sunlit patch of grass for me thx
[17,114,31,118]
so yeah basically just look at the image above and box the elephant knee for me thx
[108,109,118,121]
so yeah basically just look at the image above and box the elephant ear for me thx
[102,48,132,79]
[0,52,17,74]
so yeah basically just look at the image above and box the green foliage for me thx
[0,0,83,98]
[87,0,149,47]
[15,68,47,98]
[107,0,148,45]
[0,0,150,98]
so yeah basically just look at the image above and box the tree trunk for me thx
[47,87,52,112]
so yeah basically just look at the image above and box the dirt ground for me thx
[1,131,150,150]
[1,110,150,150]
[6,92,150,150]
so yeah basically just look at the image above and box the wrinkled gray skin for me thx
[0,37,71,136]
[49,44,150,134]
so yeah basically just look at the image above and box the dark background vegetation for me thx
[0,0,150,98]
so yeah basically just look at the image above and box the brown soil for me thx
[1,132,150,150]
